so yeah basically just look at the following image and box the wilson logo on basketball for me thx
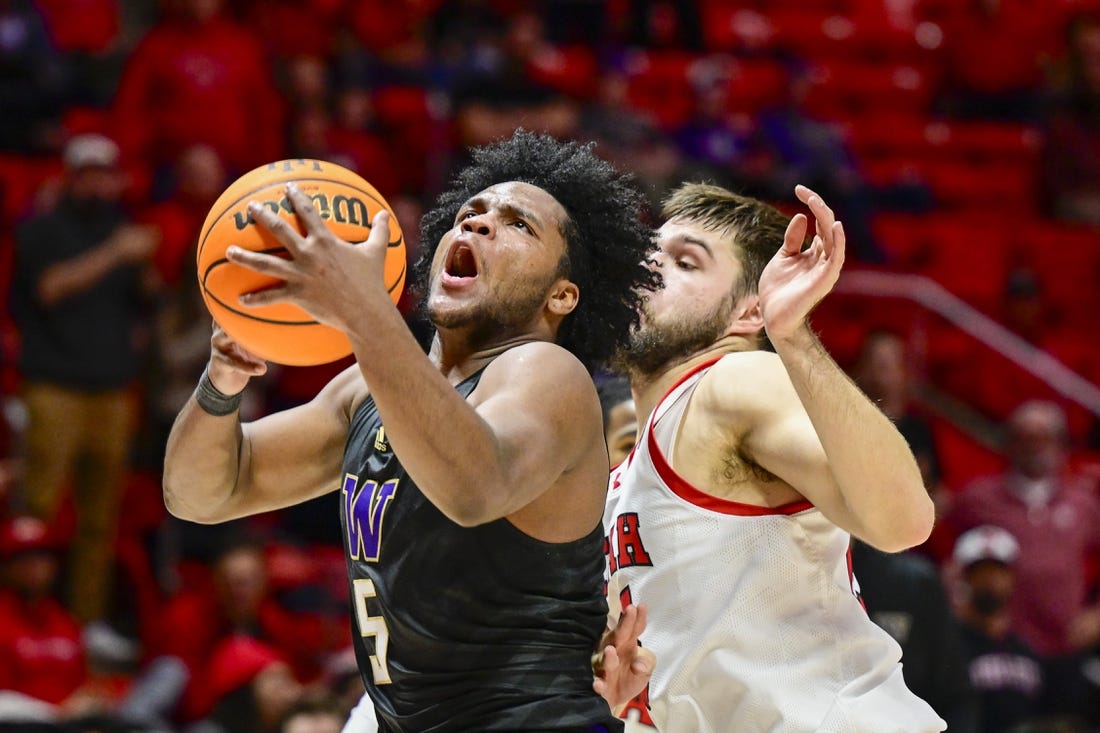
[232,193,371,230]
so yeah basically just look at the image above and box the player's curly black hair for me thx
[416,130,661,373]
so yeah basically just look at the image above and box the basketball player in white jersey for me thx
[605,183,946,733]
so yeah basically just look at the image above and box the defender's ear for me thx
[548,279,580,316]
[726,295,763,337]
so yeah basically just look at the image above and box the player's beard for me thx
[613,297,733,378]
[430,273,557,351]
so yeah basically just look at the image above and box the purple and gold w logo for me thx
[342,474,399,562]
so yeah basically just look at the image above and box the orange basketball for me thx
[196,159,406,366]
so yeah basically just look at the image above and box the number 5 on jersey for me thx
[353,578,392,684]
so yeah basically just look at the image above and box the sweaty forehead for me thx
[470,182,569,227]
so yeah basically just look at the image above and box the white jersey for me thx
[604,362,946,733]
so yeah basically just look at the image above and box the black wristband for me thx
[194,365,243,416]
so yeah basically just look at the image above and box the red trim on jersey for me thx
[646,359,814,516]
[655,357,724,412]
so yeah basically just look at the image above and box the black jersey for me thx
[339,368,622,733]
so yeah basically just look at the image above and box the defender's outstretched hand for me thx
[757,185,846,342]
[225,182,394,334]
[593,604,656,713]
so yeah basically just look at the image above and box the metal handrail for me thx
[834,270,1100,417]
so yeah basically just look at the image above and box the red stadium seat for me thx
[621,50,702,129]
[802,59,936,120]
[1011,221,1100,330]
[915,158,1036,213]
[527,45,600,100]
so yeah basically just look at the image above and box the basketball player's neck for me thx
[428,330,546,384]
[630,335,757,425]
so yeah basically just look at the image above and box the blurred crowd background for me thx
[1,0,1100,731]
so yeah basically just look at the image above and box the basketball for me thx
[196,159,406,366]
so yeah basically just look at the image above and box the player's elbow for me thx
[438,493,497,528]
[871,490,935,553]
[437,479,516,528]
[162,475,231,525]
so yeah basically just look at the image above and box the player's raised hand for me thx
[592,604,656,713]
[757,184,845,343]
[226,182,393,333]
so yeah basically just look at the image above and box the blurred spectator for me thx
[285,104,399,201]
[596,375,636,467]
[948,525,1046,733]
[626,0,703,51]
[541,0,609,47]
[328,87,401,197]
[277,696,345,733]
[0,397,26,517]
[578,61,662,154]
[0,515,86,708]
[750,63,888,263]
[111,0,284,194]
[671,63,772,194]
[34,0,122,108]
[0,0,67,153]
[9,133,156,627]
[137,144,229,470]
[959,268,1097,445]
[947,400,1100,720]
[852,539,978,732]
[448,9,579,151]
[575,59,690,217]
[934,0,1050,121]
[1039,12,1100,225]
[346,0,439,73]
[235,0,342,61]
[851,330,943,495]
[147,536,332,723]
[186,635,303,733]
[139,144,227,290]
[318,648,363,725]
[1001,267,1050,345]
[282,53,334,118]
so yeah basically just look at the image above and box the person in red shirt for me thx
[0,515,86,706]
[146,536,333,722]
[948,400,1100,720]
[138,143,227,290]
[112,0,284,186]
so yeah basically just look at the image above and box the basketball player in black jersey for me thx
[163,131,659,732]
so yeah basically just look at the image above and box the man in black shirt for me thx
[11,133,157,628]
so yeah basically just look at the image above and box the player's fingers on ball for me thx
[238,284,289,308]
[248,201,304,253]
[361,210,391,255]
[226,246,296,279]
[284,182,327,235]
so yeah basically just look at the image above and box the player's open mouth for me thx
[445,242,479,279]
